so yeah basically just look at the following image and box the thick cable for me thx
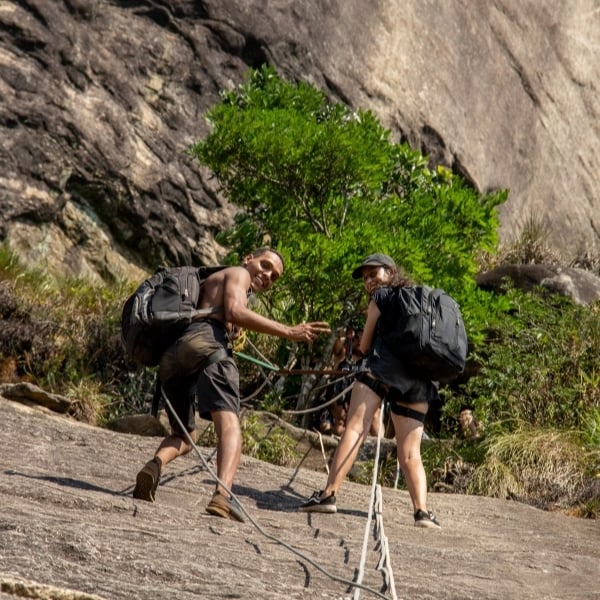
[240,372,276,405]
[316,430,330,475]
[159,388,388,600]
[353,403,392,599]
[282,381,355,415]
[393,460,401,489]
[244,337,278,369]
[373,485,398,599]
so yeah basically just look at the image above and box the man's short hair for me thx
[251,247,285,269]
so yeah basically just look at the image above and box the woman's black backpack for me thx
[380,286,468,382]
[120,265,226,367]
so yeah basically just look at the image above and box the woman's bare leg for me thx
[321,382,381,496]
[391,402,428,511]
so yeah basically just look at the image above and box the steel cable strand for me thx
[240,372,277,405]
[159,388,389,600]
[243,336,279,370]
[316,429,330,475]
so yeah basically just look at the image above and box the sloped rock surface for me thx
[1,398,598,600]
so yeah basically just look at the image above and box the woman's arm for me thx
[358,300,381,355]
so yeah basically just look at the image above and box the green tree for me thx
[189,66,506,409]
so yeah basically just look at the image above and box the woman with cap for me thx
[299,253,441,528]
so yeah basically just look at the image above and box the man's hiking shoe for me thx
[298,490,337,514]
[414,509,441,529]
[206,491,245,523]
[133,457,162,502]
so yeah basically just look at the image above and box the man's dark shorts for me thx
[158,320,240,434]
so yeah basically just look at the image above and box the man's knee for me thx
[212,410,240,435]
[172,429,198,445]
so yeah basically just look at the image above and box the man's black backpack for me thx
[120,265,226,367]
[380,286,468,381]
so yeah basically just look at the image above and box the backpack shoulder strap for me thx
[190,305,223,319]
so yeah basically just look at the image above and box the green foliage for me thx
[2,245,597,516]
[467,429,596,515]
[241,412,300,466]
[448,287,600,436]
[0,246,153,422]
[198,413,300,466]
[189,66,506,344]
[3,67,598,518]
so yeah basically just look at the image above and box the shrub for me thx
[0,246,152,422]
[443,287,600,435]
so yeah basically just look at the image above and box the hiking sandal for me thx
[206,490,245,523]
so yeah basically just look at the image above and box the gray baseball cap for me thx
[351,253,397,279]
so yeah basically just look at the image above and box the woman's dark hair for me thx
[365,264,413,300]
[387,265,413,288]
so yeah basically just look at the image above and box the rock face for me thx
[476,264,600,305]
[1,0,599,282]
[2,397,600,600]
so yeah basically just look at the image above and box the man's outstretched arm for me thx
[223,268,330,342]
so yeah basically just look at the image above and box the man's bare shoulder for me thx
[200,265,250,309]
[206,265,248,284]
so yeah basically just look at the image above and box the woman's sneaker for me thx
[299,490,337,513]
[414,509,441,528]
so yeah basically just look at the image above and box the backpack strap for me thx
[190,306,224,320]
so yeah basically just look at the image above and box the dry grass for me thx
[467,429,589,511]
[479,212,600,274]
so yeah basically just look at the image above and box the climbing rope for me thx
[282,381,355,415]
[235,345,396,594]
[155,347,393,596]
[316,429,330,475]
[243,337,278,370]
[233,347,358,418]
[353,403,397,599]
[373,484,397,599]
[159,389,389,600]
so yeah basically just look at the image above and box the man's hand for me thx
[287,321,331,343]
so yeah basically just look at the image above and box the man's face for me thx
[244,251,284,293]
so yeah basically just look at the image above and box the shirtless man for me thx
[133,247,330,521]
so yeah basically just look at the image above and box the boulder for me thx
[476,264,600,305]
